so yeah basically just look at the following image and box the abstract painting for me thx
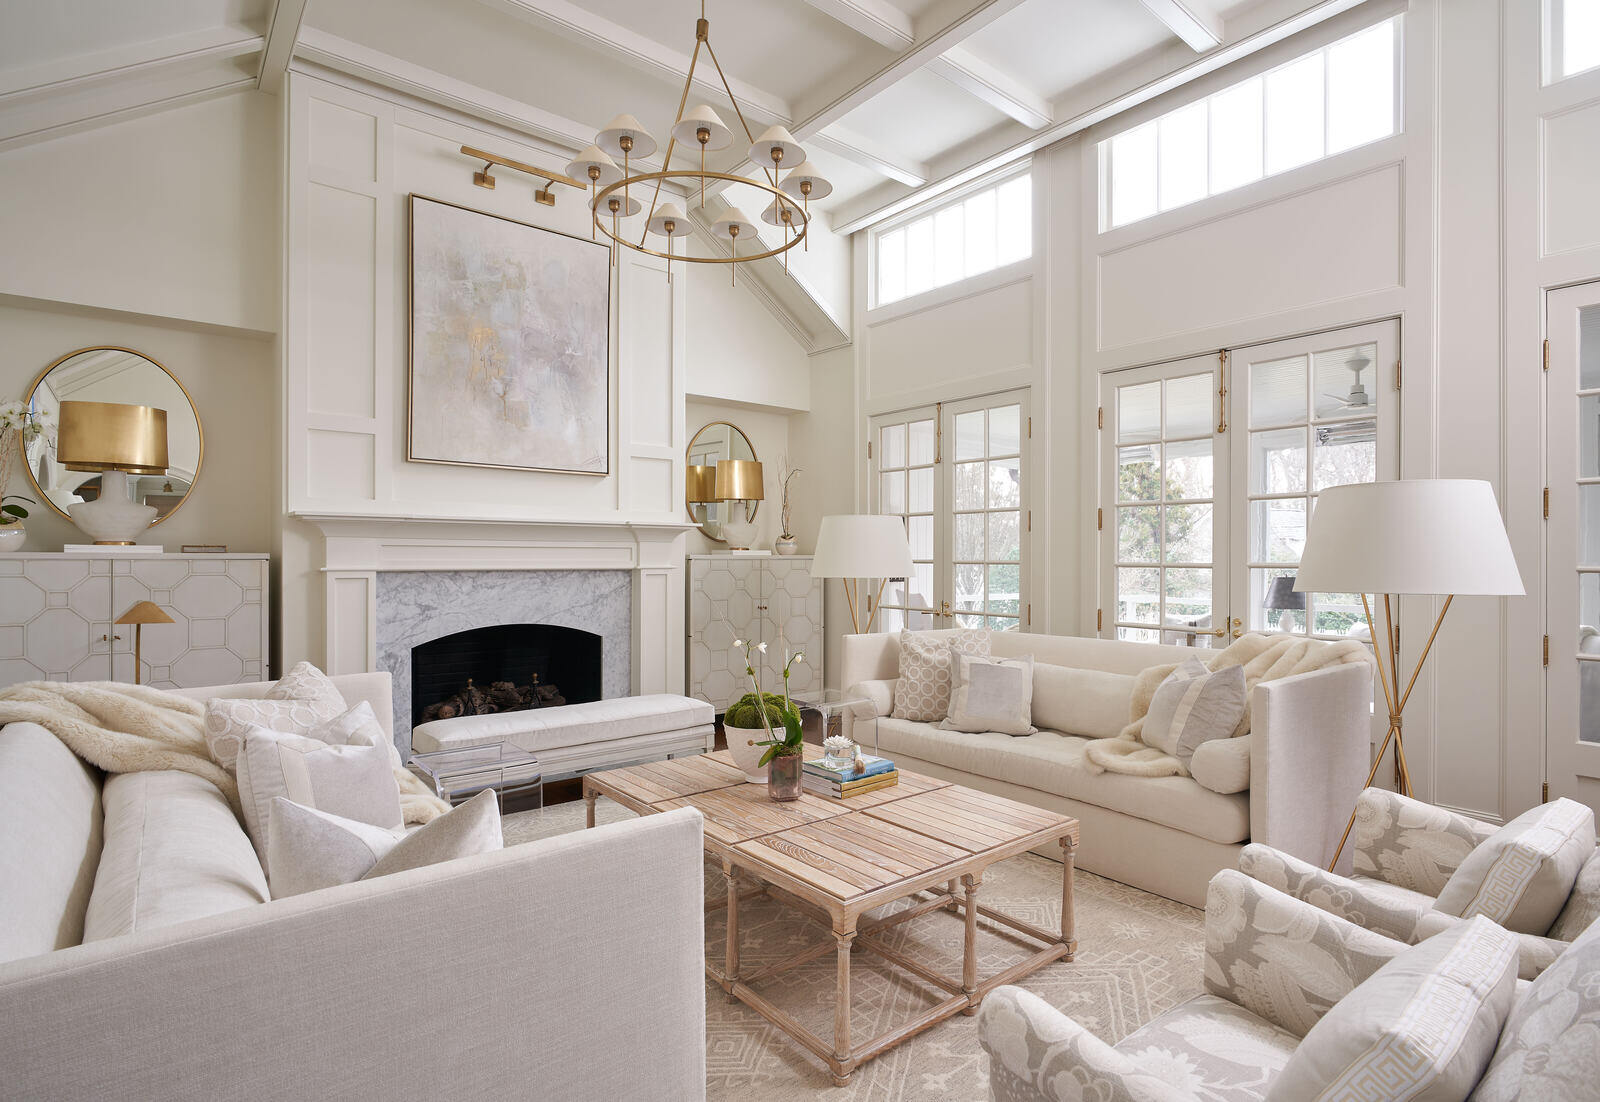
[408,195,612,474]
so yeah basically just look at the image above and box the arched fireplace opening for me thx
[410,623,602,730]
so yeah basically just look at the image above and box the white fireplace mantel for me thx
[299,513,694,696]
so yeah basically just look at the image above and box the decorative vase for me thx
[768,753,803,801]
[0,523,22,552]
[774,535,797,556]
[724,721,770,782]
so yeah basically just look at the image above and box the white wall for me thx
[684,261,811,411]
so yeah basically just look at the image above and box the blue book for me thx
[804,754,895,783]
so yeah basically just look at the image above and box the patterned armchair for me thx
[979,869,1600,1102]
[1240,788,1600,978]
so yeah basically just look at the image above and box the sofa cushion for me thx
[1267,916,1518,1102]
[1143,657,1247,769]
[941,654,1036,736]
[1117,993,1300,1102]
[1547,848,1600,943]
[877,716,1250,844]
[1433,798,1595,935]
[82,771,268,942]
[0,722,103,964]
[892,628,989,722]
[1190,736,1251,794]
[236,722,402,857]
[1029,663,1135,739]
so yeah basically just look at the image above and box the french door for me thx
[1546,281,1600,812]
[1099,320,1399,646]
[871,390,1031,633]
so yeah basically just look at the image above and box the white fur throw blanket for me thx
[0,681,449,825]
[1082,633,1375,777]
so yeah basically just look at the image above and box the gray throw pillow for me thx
[891,629,990,722]
[941,654,1037,736]
[1141,657,1247,769]
[1433,798,1595,935]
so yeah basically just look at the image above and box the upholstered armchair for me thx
[1239,787,1600,978]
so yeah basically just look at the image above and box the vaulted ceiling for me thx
[2,0,1364,233]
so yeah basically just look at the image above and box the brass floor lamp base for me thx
[1327,593,1453,871]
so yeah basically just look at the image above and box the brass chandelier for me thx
[563,1,832,283]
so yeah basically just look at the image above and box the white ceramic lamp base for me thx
[67,470,158,545]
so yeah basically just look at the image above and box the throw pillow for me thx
[267,661,348,715]
[1266,915,1518,1102]
[941,654,1037,736]
[1030,663,1136,738]
[236,722,403,857]
[266,789,502,899]
[1432,798,1595,935]
[1141,657,1247,770]
[1548,848,1600,942]
[204,694,344,773]
[892,629,990,722]
[1188,735,1252,794]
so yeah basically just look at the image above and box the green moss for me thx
[724,691,787,729]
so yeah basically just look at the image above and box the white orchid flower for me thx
[732,638,744,648]
[757,641,768,653]
[792,651,805,664]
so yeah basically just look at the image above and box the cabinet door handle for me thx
[101,633,122,642]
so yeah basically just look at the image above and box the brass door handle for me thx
[1189,627,1227,637]
[1232,628,1244,638]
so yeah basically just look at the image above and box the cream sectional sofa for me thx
[842,630,1373,906]
[0,673,708,1102]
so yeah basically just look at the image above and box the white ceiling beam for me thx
[928,47,1051,129]
[1134,0,1224,51]
[0,26,260,100]
[258,0,311,95]
[808,126,927,186]
[798,0,913,51]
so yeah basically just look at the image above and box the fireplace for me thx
[410,623,603,731]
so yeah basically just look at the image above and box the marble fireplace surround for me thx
[306,516,693,755]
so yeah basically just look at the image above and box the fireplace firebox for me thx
[410,623,602,731]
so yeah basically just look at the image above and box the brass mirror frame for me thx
[686,420,757,543]
[22,346,205,528]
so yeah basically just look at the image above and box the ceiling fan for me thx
[1321,352,1373,411]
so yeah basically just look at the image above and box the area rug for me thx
[505,800,1204,1101]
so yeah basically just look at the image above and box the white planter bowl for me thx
[723,721,772,782]
[0,524,24,552]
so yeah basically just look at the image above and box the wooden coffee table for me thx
[582,751,1079,1086]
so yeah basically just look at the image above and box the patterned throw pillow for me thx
[204,695,343,773]
[941,654,1037,736]
[1266,916,1518,1102]
[1548,848,1600,942]
[1141,657,1247,770]
[892,629,990,722]
[268,661,348,714]
[1433,798,1595,935]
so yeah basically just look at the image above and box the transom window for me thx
[1101,16,1400,230]
[874,172,1031,308]
[1552,0,1600,82]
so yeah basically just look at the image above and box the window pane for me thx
[877,228,906,304]
[1250,428,1308,494]
[880,471,905,514]
[989,458,1021,507]
[1118,506,1161,563]
[1209,76,1264,194]
[908,418,936,465]
[908,514,933,560]
[955,461,984,509]
[1165,568,1213,628]
[1118,445,1160,502]
[955,411,985,460]
[1254,567,1307,633]
[1564,0,1600,79]
[910,563,934,609]
[1582,485,1600,567]
[881,423,906,469]
[1312,589,1368,637]
[988,563,1021,614]
[1583,394,1600,479]
[1165,502,1213,563]
[1327,19,1395,154]
[904,217,934,297]
[1580,304,1600,389]
[1118,626,1161,643]
[955,512,984,560]
[1313,422,1377,490]
[964,188,997,275]
[1265,53,1325,175]
[1158,101,1209,212]
[933,205,964,288]
[989,511,1021,562]
[1165,438,1213,500]
[1166,373,1213,438]
[1119,381,1162,444]
[1250,355,1308,427]
[1583,574,1600,648]
[1251,498,1307,562]
[1314,344,1378,420]
[1118,567,1160,624]
[990,405,1021,454]
[1111,122,1158,227]
[955,564,983,611]
[996,176,1031,266]
[909,467,934,512]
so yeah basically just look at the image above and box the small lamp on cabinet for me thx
[115,600,173,686]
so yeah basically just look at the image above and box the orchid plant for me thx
[734,636,807,766]
[0,401,49,527]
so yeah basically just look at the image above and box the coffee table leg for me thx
[723,860,741,999]
[584,786,597,829]
[833,917,856,1087]
[961,871,983,1014]
[1061,835,1077,961]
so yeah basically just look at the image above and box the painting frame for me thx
[407,193,613,476]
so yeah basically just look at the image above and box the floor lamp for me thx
[1295,480,1524,871]
[115,600,173,686]
[810,515,915,634]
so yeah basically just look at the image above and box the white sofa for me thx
[841,630,1373,906]
[0,673,708,1102]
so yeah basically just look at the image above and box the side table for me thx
[409,742,543,813]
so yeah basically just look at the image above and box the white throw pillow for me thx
[891,629,990,723]
[1141,657,1247,769]
[268,661,349,715]
[1548,848,1600,942]
[1030,663,1136,738]
[1432,798,1595,935]
[1188,736,1252,794]
[266,790,502,899]
[1266,915,1518,1102]
[942,654,1037,736]
[236,720,402,858]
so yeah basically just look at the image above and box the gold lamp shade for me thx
[57,400,169,474]
[686,464,719,504]
[715,459,764,501]
[115,600,174,627]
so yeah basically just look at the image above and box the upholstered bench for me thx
[409,694,716,781]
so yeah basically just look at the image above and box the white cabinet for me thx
[0,553,271,690]
[687,555,823,713]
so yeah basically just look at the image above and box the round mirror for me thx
[686,421,756,542]
[23,347,203,526]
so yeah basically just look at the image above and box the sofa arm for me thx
[1249,662,1374,874]
[979,986,1197,1102]
[1204,869,1408,1038]
[1349,787,1497,895]
[1239,842,1431,942]
[0,808,708,1102]
[1413,911,1567,980]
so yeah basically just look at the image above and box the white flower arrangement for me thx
[0,399,50,527]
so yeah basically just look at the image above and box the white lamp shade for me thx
[594,191,643,217]
[647,201,692,237]
[779,161,833,201]
[712,208,758,240]
[760,197,802,228]
[748,124,804,168]
[596,114,658,159]
[1295,479,1524,597]
[670,104,732,151]
[565,145,622,188]
[811,515,914,580]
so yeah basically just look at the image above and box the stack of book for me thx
[802,754,897,799]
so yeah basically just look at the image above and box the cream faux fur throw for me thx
[0,680,449,825]
[1081,633,1375,778]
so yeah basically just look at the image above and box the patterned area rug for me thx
[504,800,1204,1101]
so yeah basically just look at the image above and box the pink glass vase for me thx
[768,754,803,801]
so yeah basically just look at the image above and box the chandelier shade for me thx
[648,201,692,237]
[565,145,623,188]
[778,161,833,202]
[748,124,805,169]
[760,198,800,228]
[597,114,657,160]
[595,192,644,217]
[712,208,759,241]
[671,104,733,151]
